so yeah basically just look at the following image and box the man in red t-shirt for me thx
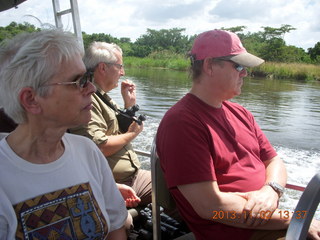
[156,30,320,240]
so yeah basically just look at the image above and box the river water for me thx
[109,67,320,215]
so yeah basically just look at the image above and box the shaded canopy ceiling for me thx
[0,0,26,12]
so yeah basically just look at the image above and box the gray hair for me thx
[0,32,38,109]
[84,41,122,70]
[188,53,225,81]
[0,32,37,73]
[0,29,84,124]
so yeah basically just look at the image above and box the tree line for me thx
[1,22,319,64]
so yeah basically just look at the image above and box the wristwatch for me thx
[265,182,284,198]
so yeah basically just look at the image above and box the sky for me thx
[0,0,319,51]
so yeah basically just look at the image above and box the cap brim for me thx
[230,53,264,67]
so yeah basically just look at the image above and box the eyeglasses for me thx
[233,63,245,72]
[104,62,124,69]
[214,58,246,72]
[42,71,94,90]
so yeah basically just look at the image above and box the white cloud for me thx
[0,0,319,50]
[210,0,282,20]
[133,1,206,23]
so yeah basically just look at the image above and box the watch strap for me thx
[265,182,284,198]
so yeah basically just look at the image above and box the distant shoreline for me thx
[125,57,320,81]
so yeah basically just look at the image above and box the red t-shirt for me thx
[157,93,277,240]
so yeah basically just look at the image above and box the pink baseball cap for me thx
[191,29,264,67]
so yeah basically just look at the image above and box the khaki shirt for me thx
[70,87,140,183]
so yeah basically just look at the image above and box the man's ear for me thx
[203,58,214,76]
[19,87,42,114]
[97,62,107,72]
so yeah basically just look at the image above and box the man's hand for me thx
[127,121,143,135]
[236,185,279,226]
[117,183,141,208]
[308,218,320,240]
[121,80,136,108]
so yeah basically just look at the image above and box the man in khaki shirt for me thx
[70,42,151,207]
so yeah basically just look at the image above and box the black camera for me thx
[123,104,146,126]
[134,114,147,125]
[123,104,140,116]
[117,104,146,132]
[129,204,188,240]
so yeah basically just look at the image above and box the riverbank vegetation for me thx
[1,22,319,81]
[125,55,320,81]
[255,62,320,81]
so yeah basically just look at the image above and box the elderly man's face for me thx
[104,50,125,90]
[38,53,96,129]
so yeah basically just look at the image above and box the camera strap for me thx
[95,91,119,112]
[95,91,136,122]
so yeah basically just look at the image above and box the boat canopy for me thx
[0,0,26,12]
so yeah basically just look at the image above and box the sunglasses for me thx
[42,71,94,90]
[213,58,246,72]
[233,63,245,72]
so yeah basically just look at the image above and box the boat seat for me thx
[150,136,195,240]
[285,173,320,240]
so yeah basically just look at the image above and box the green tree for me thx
[308,42,320,63]
[221,26,247,34]
[119,37,131,43]
[241,32,265,56]
[260,38,286,61]
[221,26,247,39]
[0,21,40,42]
[119,42,134,57]
[275,45,310,63]
[82,32,119,49]
[118,38,134,56]
[260,24,296,41]
[2,22,316,65]
[133,28,192,57]
[257,25,297,62]
[131,44,152,58]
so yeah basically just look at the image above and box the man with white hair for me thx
[70,42,151,207]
